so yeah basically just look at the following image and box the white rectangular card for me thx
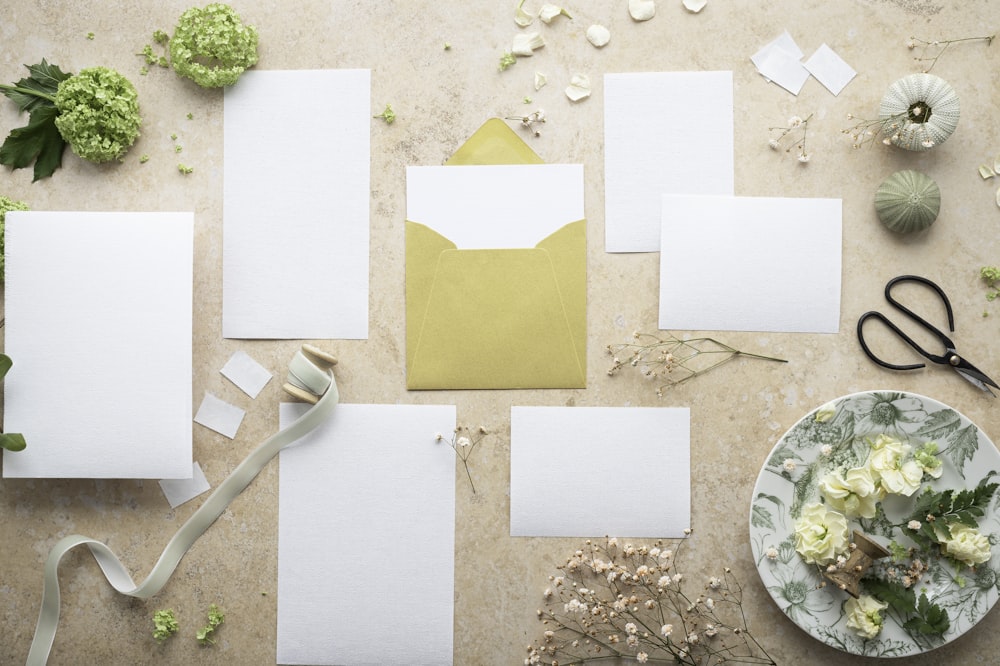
[510,406,690,537]
[223,69,371,339]
[604,71,734,252]
[3,211,193,479]
[659,195,842,333]
[277,403,456,665]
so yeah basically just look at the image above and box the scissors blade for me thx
[950,353,999,396]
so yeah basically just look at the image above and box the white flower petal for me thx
[628,0,656,21]
[565,73,591,101]
[682,0,708,12]
[534,71,547,90]
[512,31,545,56]
[515,0,536,26]
[538,4,570,22]
[586,24,611,48]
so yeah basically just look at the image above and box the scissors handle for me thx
[856,275,957,370]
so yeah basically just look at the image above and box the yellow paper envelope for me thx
[406,119,586,389]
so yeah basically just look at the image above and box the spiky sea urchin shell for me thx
[874,170,941,233]
[879,73,960,151]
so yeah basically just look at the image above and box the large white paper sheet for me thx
[223,69,370,339]
[406,164,585,248]
[604,71,734,253]
[510,406,690,537]
[277,403,456,666]
[3,211,193,479]
[659,195,842,333]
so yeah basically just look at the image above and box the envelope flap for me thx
[406,221,457,366]
[537,219,587,369]
[407,248,584,389]
[446,118,544,166]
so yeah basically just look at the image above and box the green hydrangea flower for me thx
[0,195,29,281]
[54,67,141,163]
[169,4,259,88]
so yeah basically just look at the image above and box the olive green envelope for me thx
[405,119,586,389]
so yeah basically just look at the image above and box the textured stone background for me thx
[2,1,999,664]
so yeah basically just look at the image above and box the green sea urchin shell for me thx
[874,170,941,233]
[879,73,960,151]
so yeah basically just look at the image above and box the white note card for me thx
[3,211,193,479]
[223,69,370,339]
[511,406,690,537]
[659,195,842,333]
[278,403,456,665]
[604,71,734,252]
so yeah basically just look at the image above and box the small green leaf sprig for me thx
[607,331,787,397]
[196,604,225,645]
[0,61,141,180]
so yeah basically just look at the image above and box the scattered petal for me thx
[586,24,611,47]
[565,73,591,101]
[512,31,545,56]
[996,185,1000,209]
[979,164,996,179]
[629,0,656,21]
[538,3,572,22]
[682,0,708,12]
[534,71,547,90]
[515,0,536,26]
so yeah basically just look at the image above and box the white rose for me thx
[819,466,880,518]
[942,524,992,567]
[867,434,922,496]
[794,502,849,565]
[845,594,887,639]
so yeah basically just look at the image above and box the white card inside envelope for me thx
[406,164,584,249]
[277,403,456,666]
[659,195,842,333]
[3,211,193,479]
[510,406,690,537]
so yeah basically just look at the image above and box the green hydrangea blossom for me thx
[54,67,141,163]
[169,4,259,88]
[152,609,179,642]
[0,195,29,281]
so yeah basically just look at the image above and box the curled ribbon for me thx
[26,348,339,665]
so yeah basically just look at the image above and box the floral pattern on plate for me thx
[749,391,1000,657]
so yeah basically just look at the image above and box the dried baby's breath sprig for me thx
[842,106,935,150]
[507,109,546,137]
[607,332,787,396]
[436,425,488,494]
[907,34,994,73]
[767,113,813,163]
[526,536,775,665]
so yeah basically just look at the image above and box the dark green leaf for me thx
[865,577,916,617]
[0,433,26,452]
[0,353,11,379]
[1,59,70,113]
[0,104,66,180]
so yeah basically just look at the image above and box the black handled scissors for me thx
[857,275,999,397]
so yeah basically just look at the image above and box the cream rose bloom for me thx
[942,524,992,567]
[845,594,888,639]
[794,502,849,565]
[867,433,922,496]
[819,466,881,518]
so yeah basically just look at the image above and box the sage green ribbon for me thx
[26,350,339,665]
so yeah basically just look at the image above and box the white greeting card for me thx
[510,406,690,537]
[3,211,193,479]
[604,71,734,252]
[659,195,842,333]
[277,403,456,665]
[223,69,371,339]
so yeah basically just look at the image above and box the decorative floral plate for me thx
[749,391,1000,657]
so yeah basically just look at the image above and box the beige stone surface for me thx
[2,1,1000,664]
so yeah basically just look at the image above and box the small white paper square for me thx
[510,406,690,537]
[804,43,857,96]
[220,350,272,398]
[277,403,456,665]
[659,195,842,333]
[159,462,211,508]
[193,393,245,439]
[751,30,804,69]
[752,31,810,95]
[2,211,193,479]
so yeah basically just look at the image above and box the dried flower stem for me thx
[607,332,787,396]
[768,113,813,163]
[438,425,487,494]
[907,34,995,73]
